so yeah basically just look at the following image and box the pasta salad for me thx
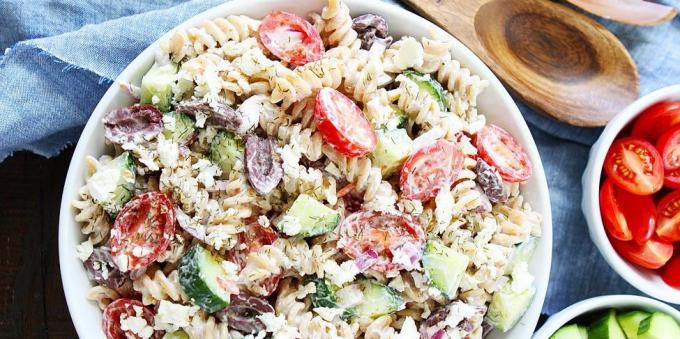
[72,1,543,338]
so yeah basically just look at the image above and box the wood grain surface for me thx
[402,0,639,127]
[0,148,77,338]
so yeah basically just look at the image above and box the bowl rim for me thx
[582,84,680,304]
[532,294,680,339]
[58,0,553,337]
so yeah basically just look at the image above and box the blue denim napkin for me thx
[1,0,679,315]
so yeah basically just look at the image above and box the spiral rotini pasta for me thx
[436,56,489,107]
[268,57,343,109]
[320,0,360,49]
[160,15,260,62]
[133,269,187,305]
[86,285,120,310]
[323,145,383,202]
[183,313,231,339]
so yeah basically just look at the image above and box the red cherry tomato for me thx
[656,190,680,242]
[102,298,156,339]
[258,11,324,66]
[226,222,281,296]
[610,236,673,270]
[662,255,680,288]
[656,126,680,189]
[338,211,425,274]
[476,124,532,182]
[314,88,377,157]
[400,139,464,201]
[109,192,175,272]
[604,137,664,195]
[632,101,680,143]
[600,179,656,243]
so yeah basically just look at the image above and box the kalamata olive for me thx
[352,14,392,49]
[244,134,283,195]
[215,293,274,334]
[475,159,508,203]
[83,246,127,289]
[176,96,258,134]
[103,105,163,145]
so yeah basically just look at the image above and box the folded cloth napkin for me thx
[1,0,679,315]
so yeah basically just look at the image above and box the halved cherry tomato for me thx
[338,211,425,274]
[476,124,532,182]
[604,137,664,195]
[258,11,324,66]
[400,139,463,201]
[656,126,680,189]
[662,255,680,288]
[656,190,680,242]
[103,298,156,339]
[109,192,175,272]
[226,222,281,296]
[600,179,656,243]
[632,101,680,143]
[610,236,673,270]
[314,88,377,157]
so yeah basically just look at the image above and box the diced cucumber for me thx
[141,62,178,112]
[422,241,469,299]
[403,70,448,111]
[637,312,680,339]
[209,130,244,175]
[276,194,340,237]
[86,152,135,216]
[486,281,536,332]
[178,245,234,313]
[163,330,189,339]
[162,112,195,144]
[347,279,404,319]
[617,310,650,339]
[370,128,412,176]
[550,324,588,339]
[308,276,339,309]
[505,237,539,275]
[588,309,626,339]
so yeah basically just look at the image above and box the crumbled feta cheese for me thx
[192,159,221,188]
[75,239,93,261]
[257,312,300,339]
[132,246,152,258]
[510,262,534,293]
[395,37,424,70]
[119,312,153,339]
[435,185,454,230]
[153,300,199,332]
[162,113,177,132]
[397,317,419,339]
[234,95,267,134]
[258,215,270,228]
[336,284,363,308]
[151,95,160,105]
[221,260,240,280]
[322,260,360,286]
[113,253,129,272]
[157,135,179,169]
[87,167,121,203]
[277,215,301,236]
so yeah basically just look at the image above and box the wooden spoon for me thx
[402,0,640,127]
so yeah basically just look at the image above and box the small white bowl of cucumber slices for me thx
[533,295,680,339]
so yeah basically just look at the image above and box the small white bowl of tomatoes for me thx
[583,84,680,304]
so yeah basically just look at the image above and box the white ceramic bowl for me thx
[58,0,553,337]
[533,295,680,339]
[583,84,680,304]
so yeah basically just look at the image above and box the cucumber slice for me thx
[162,112,195,144]
[370,128,412,176]
[505,237,539,275]
[86,152,135,216]
[141,62,178,112]
[485,281,536,332]
[403,70,448,111]
[276,194,340,237]
[347,279,404,319]
[388,105,408,129]
[617,310,650,339]
[209,130,244,175]
[308,276,339,309]
[637,312,680,339]
[588,309,627,339]
[550,324,588,339]
[178,245,234,313]
[422,241,469,299]
[163,330,189,339]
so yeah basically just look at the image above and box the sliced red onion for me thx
[389,241,423,271]
[355,249,379,271]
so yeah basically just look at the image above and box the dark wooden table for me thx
[0,147,77,338]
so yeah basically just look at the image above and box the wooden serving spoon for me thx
[401,0,640,127]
